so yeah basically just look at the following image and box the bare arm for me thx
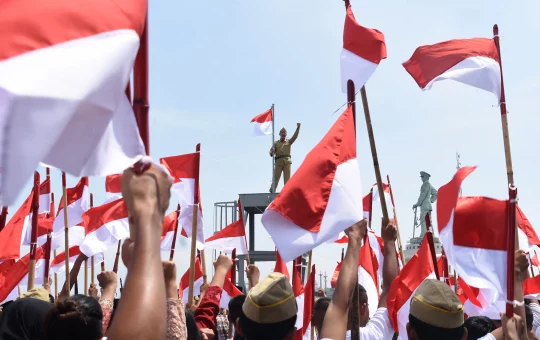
[321,220,366,340]
[58,253,88,302]
[379,222,399,308]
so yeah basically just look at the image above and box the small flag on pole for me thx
[250,108,273,136]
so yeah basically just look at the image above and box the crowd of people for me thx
[0,164,535,339]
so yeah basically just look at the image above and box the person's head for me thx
[43,294,103,340]
[312,297,331,333]
[185,309,201,340]
[228,294,246,324]
[357,284,369,326]
[406,279,467,340]
[279,128,287,141]
[238,272,297,340]
[420,171,431,183]
[463,316,496,339]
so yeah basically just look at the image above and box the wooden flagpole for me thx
[187,144,201,307]
[0,207,8,232]
[238,198,250,265]
[271,104,276,193]
[113,240,122,273]
[387,175,406,263]
[101,256,106,272]
[368,188,373,229]
[425,214,439,280]
[169,204,181,261]
[61,172,71,293]
[90,193,95,284]
[506,186,517,317]
[44,168,53,287]
[27,171,40,290]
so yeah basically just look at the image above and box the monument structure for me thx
[403,171,443,262]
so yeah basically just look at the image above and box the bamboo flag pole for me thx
[27,171,40,290]
[169,204,181,261]
[200,249,208,284]
[238,198,250,265]
[187,144,201,307]
[425,214,439,280]
[271,104,276,193]
[61,172,71,293]
[101,256,106,272]
[44,169,54,288]
[387,175,406,264]
[113,240,122,273]
[90,193,95,284]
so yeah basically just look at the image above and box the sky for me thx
[6,0,540,295]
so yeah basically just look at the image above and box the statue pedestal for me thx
[403,235,443,263]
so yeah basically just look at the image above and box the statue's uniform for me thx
[270,127,299,192]
[416,180,438,238]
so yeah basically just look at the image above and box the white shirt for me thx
[322,307,394,340]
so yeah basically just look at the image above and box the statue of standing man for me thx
[269,123,301,193]
[413,171,438,238]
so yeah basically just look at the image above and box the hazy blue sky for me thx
[9,0,540,292]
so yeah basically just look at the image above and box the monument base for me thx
[403,235,443,263]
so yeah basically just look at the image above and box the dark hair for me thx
[464,316,495,339]
[228,295,246,316]
[185,310,200,340]
[43,295,103,340]
[239,313,296,340]
[526,304,533,330]
[408,314,465,340]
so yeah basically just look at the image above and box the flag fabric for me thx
[250,108,273,136]
[359,234,380,318]
[23,178,53,246]
[179,257,204,304]
[52,178,89,251]
[524,275,540,300]
[161,210,180,251]
[387,233,436,339]
[0,188,33,260]
[50,246,104,274]
[204,218,247,255]
[262,106,362,262]
[105,174,123,203]
[295,265,315,340]
[340,4,387,92]
[0,246,44,302]
[0,0,148,206]
[220,278,243,310]
[517,206,540,251]
[79,199,129,257]
[160,153,205,250]
[403,38,501,99]
[437,166,509,313]
[292,257,305,331]
[274,249,291,281]
[330,260,342,289]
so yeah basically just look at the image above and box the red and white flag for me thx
[387,233,436,339]
[161,210,180,251]
[295,265,315,340]
[359,234,380,318]
[0,188,34,260]
[23,178,53,246]
[105,174,123,203]
[292,257,305,331]
[220,278,243,310]
[79,199,129,257]
[52,178,89,250]
[204,217,247,255]
[160,153,205,249]
[179,257,204,304]
[251,108,273,136]
[0,246,44,302]
[50,246,104,274]
[0,0,147,206]
[262,106,363,262]
[403,38,501,99]
[274,249,291,281]
[340,4,386,92]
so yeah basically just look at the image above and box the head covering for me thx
[280,127,287,134]
[420,171,431,178]
[242,272,296,324]
[410,279,464,328]
[17,288,50,302]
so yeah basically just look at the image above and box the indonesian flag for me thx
[251,108,273,136]
[105,174,123,203]
[340,4,387,92]
[403,38,501,99]
[331,260,342,288]
[437,166,517,313]
[0,246,44,302]
[528,250,540,273]
[52,178,89,251]
[50,246,104,274]
[524,275,540,300]
[23,178,53,246]
[517,207,540,251]
[292,257,305,331]
[274,249,291,280]
[0,0,147,206]
[0,188,34,260]
[262,106,363,262]
[161,210,180,251]
[359,234,380,318]
[220,278,243,310]
[160,153,205,250]
[387,233,436,339]
[295,265,315,340]
[79,199,129,257]
[179,257,204,304]
[204,217,247,255]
